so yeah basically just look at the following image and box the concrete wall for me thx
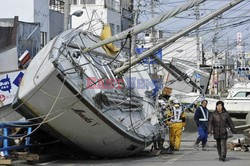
[0,46,18,73]
[71,1,122,37]
[0,0,50,43]
[0,17,18,49]
[107,9,121,33]
[34,0,50,42]
[49,10,64,40]
[0,27,14,48]
[17,22,40,58]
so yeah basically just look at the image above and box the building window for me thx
[116,25,120,34]
[49,0,64,13]
[72,0,78,5]
[80,0,96,4]
[40,32,47,48]
[234,92,247,97]
[110,23,115,35]
[247,92,250,98]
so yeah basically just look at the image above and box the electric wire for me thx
[0,76,66,139]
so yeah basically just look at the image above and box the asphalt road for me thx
[12,132,250,166]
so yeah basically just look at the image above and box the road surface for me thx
[13,132,250,166]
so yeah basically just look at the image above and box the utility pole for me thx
[151,0,155,45]
[114,0,246,76]
[212,16,219,95]
[225,37,229,88]
[195,5,201,90]
[131,0,140,57]
[84,0,206,52]
[64,0,70,31]
[150,0,158,79]
[150,0,155,76]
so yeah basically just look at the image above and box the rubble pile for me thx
[227,138,250,152]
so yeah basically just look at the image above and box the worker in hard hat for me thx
[155,87,173,151]
[159,87,172,101]
[164,99,186,154]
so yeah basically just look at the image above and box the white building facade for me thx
[70,0,131,36]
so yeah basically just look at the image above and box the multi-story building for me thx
[70,0,132,36]
[0,0,65,47]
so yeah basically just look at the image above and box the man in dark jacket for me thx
[194,99,209,150]
[209,101,236,162]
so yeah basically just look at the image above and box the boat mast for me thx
[82,0,206,53]
[114,0,246,75]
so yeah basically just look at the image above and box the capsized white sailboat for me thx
[13,30,160,157]
[12,0,244,157]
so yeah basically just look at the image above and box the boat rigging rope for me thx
[126,33,152,145]
[2,99,79,128]
[0,77,66,139]
[83,33,129,67]
[1,38,67,123]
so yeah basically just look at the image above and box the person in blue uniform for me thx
[194,99,210,150]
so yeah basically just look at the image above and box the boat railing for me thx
[0,121,33,157]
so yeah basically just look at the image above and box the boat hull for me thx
[13,69,148,157]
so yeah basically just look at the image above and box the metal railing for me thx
[0,121,33,157]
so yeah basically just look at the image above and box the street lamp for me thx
[69,10,83,29]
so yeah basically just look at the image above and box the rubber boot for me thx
[202,143,207,151]
[160,145,174,154]
[194,138,200,150]
[167,145,174,154]
[158,139,165,150]
[153,140,159,150]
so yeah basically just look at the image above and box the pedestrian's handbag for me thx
[226,128,233,138]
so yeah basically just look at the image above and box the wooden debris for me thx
[12,152,57,164]
[25,153,40,161]
[148,150,161,156]
[0,159,11,165]
[12,152,28,160]
[227,142,249,152]
[227,142,235,151]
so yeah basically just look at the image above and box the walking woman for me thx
[208,101,236,162]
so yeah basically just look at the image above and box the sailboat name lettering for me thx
[73,110,93,123]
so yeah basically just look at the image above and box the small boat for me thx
[206,82,250,119]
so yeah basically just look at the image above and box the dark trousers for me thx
[216,138,227,159]
[196,126,208,146]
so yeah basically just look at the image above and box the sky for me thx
[137,0,250,54]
